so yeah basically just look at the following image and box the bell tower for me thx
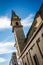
[11,11,25,56]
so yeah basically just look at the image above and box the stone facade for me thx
[11,4,43,65]
[19,23,43,65]
[19,4,43,65]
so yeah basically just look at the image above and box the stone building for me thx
[11,4,43,65]
[11,10,25,56]
[9,52,18,65]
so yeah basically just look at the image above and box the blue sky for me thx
[0,0,43,65]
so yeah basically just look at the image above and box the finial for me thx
[12,10,16,17]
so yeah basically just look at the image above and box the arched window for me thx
[42,33,43,37]
[16,22,18,25]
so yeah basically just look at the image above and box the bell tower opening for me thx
[16,22,19,25]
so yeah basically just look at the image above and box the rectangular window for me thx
[33,54,39,65]
[36,37,43,58]
[26,53,30,65]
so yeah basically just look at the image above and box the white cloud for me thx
[0,42,16,54]
[0,14,34,54]
[0,42,14,47]
[0,48,15,54]
[0,58,6,63]
[21,14,34,27]
[0,16,11,29]
[0,14,34,29]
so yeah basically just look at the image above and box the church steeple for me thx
[11,11,25,56]
[11,11,23,32]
